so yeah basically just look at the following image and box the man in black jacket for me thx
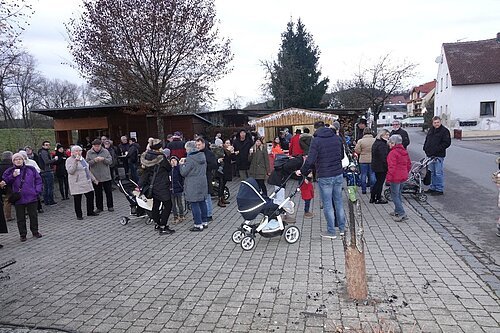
[196,138,217,222]
[423,116,451,195]
[390,120,410,149]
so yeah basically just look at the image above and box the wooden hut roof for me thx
[248,108,340,127]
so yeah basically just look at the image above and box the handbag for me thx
[341,143,350,168]
[8,169,27,204]
[143,164,160,199]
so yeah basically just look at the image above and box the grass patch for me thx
[0,128,55,152]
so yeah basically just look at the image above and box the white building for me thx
[435,33,500,137]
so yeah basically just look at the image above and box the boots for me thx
[223,198,230,204]
[217,197,226,207]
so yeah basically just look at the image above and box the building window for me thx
[440,78,443,92]
[480,101,495,116]
[446,74,449,88]
[382,115,386,120]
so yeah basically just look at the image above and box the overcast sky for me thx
[21,0,500,109]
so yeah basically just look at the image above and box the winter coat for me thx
[180,151,207,202]
[269,156,304,186]
[54,151,69,178]
[354,134,376,164]
[170,165,184,196]
[271,144,284,157]
[288,134,304,156]
[423,125,451,158]
[86,147,112,182]
[0,160,12,180]
[233,137,253,171]
[127,143,140,164]
[371,138,389,173]
[201,147,218,192]
[300,180,314,200]
[38,148,57,173]
[139,151,172,202]
[386,144,412,183]
[105,146,118,168]
[167,139,187,159]
[300,127,344,179]
[3,165,42,205]
[299,133,313,155]
[248,147,270,180]
[66,156,96,195]
[118,142,130,156]
[390,127,410,149]
[218,149,235,182]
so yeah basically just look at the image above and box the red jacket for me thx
[300,181,314,200]
[289,134,304,156]
[386,144,411,183]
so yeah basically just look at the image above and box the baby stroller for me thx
[384,156,436,203]
[116,178,155,225]
[232,177,301,251]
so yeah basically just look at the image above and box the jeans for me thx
[205,193,213,218]
[191,200,207,226]
[390,182,405,216]
[73,191,95,217]
[15,201,38,236]
[318,174,346,235]
[172,195,185,217]
[428,157,444,192]
[359,163,376,193]
[152,198,172,227]
[41,171,55,204]
[93,180,114,210]
[129,162,139,183]
[304,199,311,213]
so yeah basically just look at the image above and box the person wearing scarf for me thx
[66,145,99,220]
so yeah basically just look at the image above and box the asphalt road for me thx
[405,127,500,264]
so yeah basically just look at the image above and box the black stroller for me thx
[232,177,301,251]
[384,156,436,202]
[116,178,154,225]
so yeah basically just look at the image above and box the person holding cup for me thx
[66,145,99,220]
[2,153,43,241]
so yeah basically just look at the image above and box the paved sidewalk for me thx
[0,180,499,332]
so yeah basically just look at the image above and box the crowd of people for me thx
[0,116,451,247]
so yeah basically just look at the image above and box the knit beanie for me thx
[12,152,24,162]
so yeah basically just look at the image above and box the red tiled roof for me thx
[412,81,436,94]
[443,36,500,85]
[385,95,408,105]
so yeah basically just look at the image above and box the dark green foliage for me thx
[269,19,328,109]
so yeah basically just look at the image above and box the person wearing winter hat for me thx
[54,144,70,200]
[86,139,114,212]
[2,152,43,241]
[139,139,175,235]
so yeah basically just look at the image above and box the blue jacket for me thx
[170,165,184,195]
[301,127,344,178]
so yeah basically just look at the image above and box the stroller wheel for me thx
[232,230,244,244]
[240,236,255,251]
[284,225,300,244]
[145,218,154,225]
[120,217,129,225]
[384,188,392,202]
[417,193,427,202]
[224,186,230,201]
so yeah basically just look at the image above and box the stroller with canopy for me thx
[384,156,436,202]
[232,177,301,251]
[116,178,155,225]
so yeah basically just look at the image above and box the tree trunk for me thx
[156,114,164,141]
[345,247,368,300]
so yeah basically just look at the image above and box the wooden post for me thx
[343,187,368,300]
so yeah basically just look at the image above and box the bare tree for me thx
[37,78,81,109]
[224,92,242,109]
[67,0,233,138]
[342,55,417,127]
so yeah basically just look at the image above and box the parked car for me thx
[401,117,424,127]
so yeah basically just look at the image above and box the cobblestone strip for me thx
[407,199,500,297]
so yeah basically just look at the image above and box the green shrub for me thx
[0,129,55,152]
